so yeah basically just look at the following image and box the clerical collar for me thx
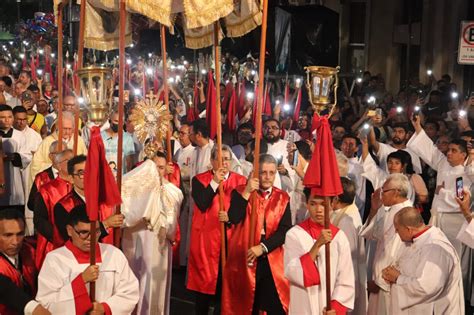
[1,252,18,268]
[412,226,431,240]
[0,128,13,138]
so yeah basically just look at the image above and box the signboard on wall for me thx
[458,21,474,64]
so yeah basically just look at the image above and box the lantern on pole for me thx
[76,66,114,125]
[304,66,340,115]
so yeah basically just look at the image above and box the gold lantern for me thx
[304,66,340,115]
[76,67,113,124]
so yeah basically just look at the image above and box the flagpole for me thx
[213,22,227,269]
[113,0,126,248]
[160,24,172,160]
[73,0,86,155]
[324,196,332,310]
[249,0,268,250]
[89,219,97,301]
[57,3,64,151]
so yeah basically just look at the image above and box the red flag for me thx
[237,82,246,120]
[293,87,302,124]
[187,84,198,122]
[251,84,258,126]
[303,116,342,196]
[35,54,40,67]
[30,56,37,82]
[206,72,217,139]
[84,127,122,221]
[226,86,237,131]
[222,82,233,113]
[263,83,272,116]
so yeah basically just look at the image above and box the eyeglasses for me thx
[72,171,85,179]
[72,227,101,240]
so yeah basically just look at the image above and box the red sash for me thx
[34,168,53,190]
[221,186,290,315]
[35,177,71,269]
[186,171,247,294]
[0,241,37,315]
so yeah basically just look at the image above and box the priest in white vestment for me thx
[382,207,464,314]
[121,157,183,315]
[359,173,412,315]
[331,178,367,315]
[36,205,139,314]
[0,104,32,208]
[284,191,355,315]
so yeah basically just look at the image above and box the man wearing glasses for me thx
[359,173,412,315]
[36,205,139,314]
[33,149,73,269]
[54,155,124,245]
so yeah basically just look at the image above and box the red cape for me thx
[221,186,290,314]
[186,171,247,295]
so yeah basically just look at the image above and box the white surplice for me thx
[457,220,474,248]
[360,199,412,315]
[36,243,139,314]
[331,204,367,315]
[390,226,464,314]
[347,157,366,214]
[284,225,355,315]
[0,128,31,206]
[121,160,184,315]
[407,129,474,254]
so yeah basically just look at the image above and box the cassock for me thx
[121,160,184,315]
[19,126,42,234]
[0,128,31,207]
[284,219,355,315]
[360,199,412,315]
[36,241,139,314]
[222,186,291,315]
[33,176,72,269]
[390,226,464,314]
[186,170,247,295]
[0,241,37,315]
[331,204,367,315]
[457,220,474,248]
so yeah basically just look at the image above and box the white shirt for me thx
[457,220,474,248]
[173,143,194,181]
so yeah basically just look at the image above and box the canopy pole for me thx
[73,0,86,155]
[248,0,269,250]
[57,3,64,151]
[160,24,172,160]
[324,196,332,310]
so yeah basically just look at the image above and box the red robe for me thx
[34,168,54,189]
[186,171,247,295]
[221,186,290,315]
[0,240,37,315]
[35,177,72,269]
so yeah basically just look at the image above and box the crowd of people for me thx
[0,47,474,315]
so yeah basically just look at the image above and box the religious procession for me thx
[0,0,474,314]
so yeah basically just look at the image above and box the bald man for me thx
[382,207,464,314]
[29,111,87,184]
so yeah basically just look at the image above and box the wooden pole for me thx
[57,4,64,151]
[324,196,332,310]
[213,22,227,268]
[89,220,97,301]
[160,24,172,160]
[113,0,126,248]
[73,0,86,155]
[248,0,268,249]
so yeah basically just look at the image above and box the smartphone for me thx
[276,155,283,165]
[375,108,382,116]
[470,91,474,98]
[367,110,376,117]
[292,150,299,167]
[359,123,371,138]
[456,177,464,200]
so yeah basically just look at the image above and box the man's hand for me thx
[369,189,383,219]
[410,114,423,134]
[382,265,400,284]
[213,167,227,184]
[242,177,259,200]
[89,302,105,315]
[277,163,288,176]
[165,162,175,175]
[247,245,264,265]
[315,229,332,248]
[218,211,229,223]
[455,189,472,222]
[82,265,99,283]
[367,280,380,294]
[322,308,336,315]
[103,214,124,229]
[32,305,51,315]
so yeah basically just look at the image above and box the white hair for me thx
[336,151,349,177]
[385,173,410,197]
[49,140,68,154]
